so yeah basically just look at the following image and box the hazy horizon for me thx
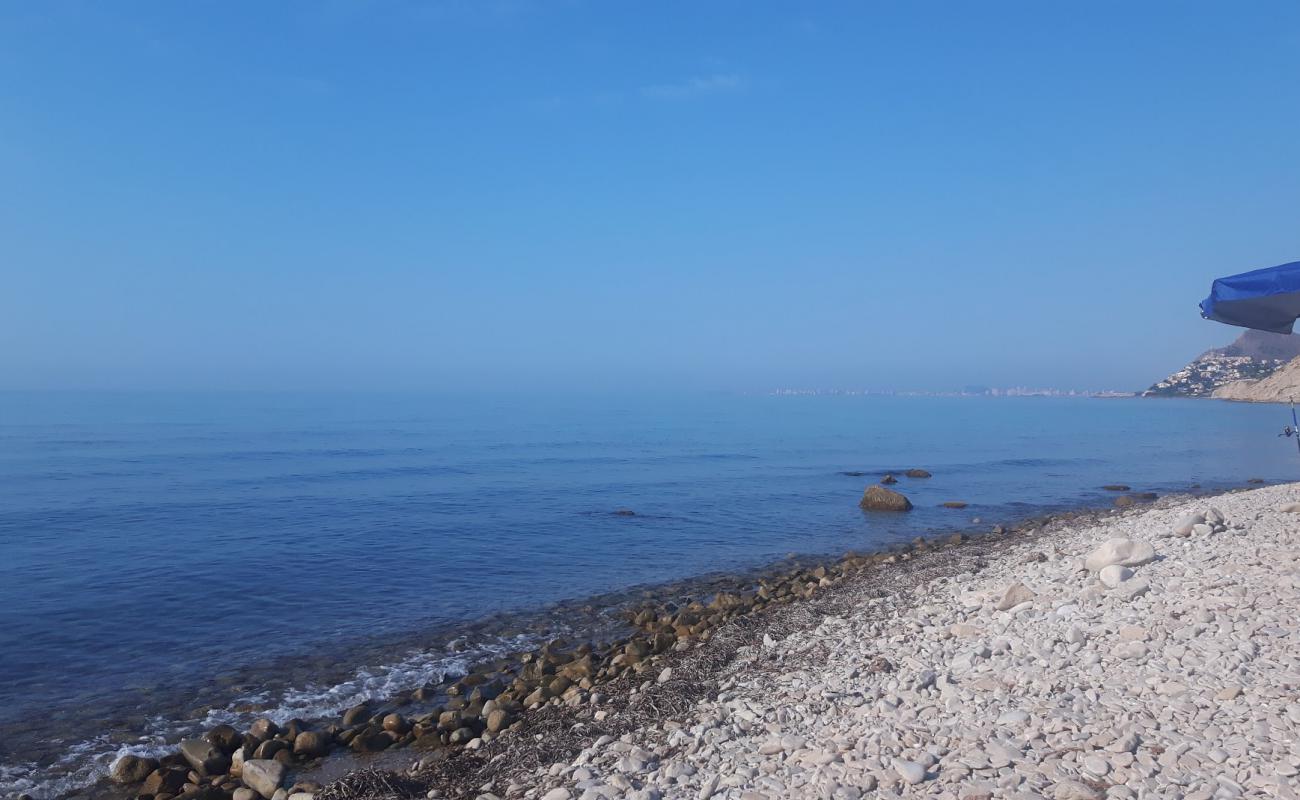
[3,1,1298,394]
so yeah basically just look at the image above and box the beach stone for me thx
[205,725,243,753]
[293,731,330,758]
[1117,578,1151,601]
[382,713,410,735]
[1282,503,1300,512]
[342,704,371,726]
[1054,780,1102,800]
[486,709,514,733]
[233,789,257,800]
[1084,538,1155,571]
[241,759,286,799]
[1173,513,1205,535]
[143,767,188,796]
[247,719,279,741]
[859,485,913,512]
[179,738,230,776]
[541,790,571,800]
[894,759,926,784]
[995,582,1035,611]
[110,755,158,784]
[1098,564,1133,588]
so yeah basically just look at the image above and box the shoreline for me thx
[15,480,1277,800]
[405,480,1300,800]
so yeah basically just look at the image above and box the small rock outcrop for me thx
[904,468,932,478]
[859,485,913,512]
[1084,538,1156,572]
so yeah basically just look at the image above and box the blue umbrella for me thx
[1200,260,1300,334]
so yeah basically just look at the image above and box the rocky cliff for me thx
[1143,330,1300,398]
[1212,356,1300,402]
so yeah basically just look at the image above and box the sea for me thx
[1,390,1296,798]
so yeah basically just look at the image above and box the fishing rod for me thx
[1281,398,1300,455]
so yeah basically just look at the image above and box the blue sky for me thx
[2,1,1298,392]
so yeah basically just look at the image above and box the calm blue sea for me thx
[1,391,1296,797]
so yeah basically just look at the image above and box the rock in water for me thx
[1101,484,1130,491]
[110,755,158,784]
[904,468,932,478]
[1084,538,1156,571]
[1114,495,1136,508]
[941,501,968,509]
[880,474,898,485]
[1098,564,1133,588]
[995,582,1035,610]
[241,759,286,800]
[859,485,913,511]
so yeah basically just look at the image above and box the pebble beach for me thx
[407,482,1300,800]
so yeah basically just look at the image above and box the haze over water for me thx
[2,390,1296,798]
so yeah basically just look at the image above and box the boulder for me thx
[904,469,932,478]
[859,486,913,512]
[247,719,279,741]
[341,703,370,726]
[995,582,1035,611]
[1084,538,1155,572]
[110,755,158,784]
[1098,564,1133,588]
[241,759,286,800]
[179,738,229,776]
[1172,513,1205,536]
[142,767,188,796]
[486,708,514,733]
[205,724,243,753]
[292,731,330,759]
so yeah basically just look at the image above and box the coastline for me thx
[35,479,1278,800]
[396,481,1300,800]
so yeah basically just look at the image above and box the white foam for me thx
[1,630,555,800]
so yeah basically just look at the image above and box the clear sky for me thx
[2,1,1298,393]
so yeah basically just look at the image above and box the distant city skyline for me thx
[2,2,1298,392]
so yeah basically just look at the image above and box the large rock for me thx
[293,731,330,759]
[110,755,158,784]
[859,485,913,511]
[995,582,1035,611]
[179,738,230,776]
[241,759,286,800]
[1084,538,1155,572]
[142,767,188,796]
